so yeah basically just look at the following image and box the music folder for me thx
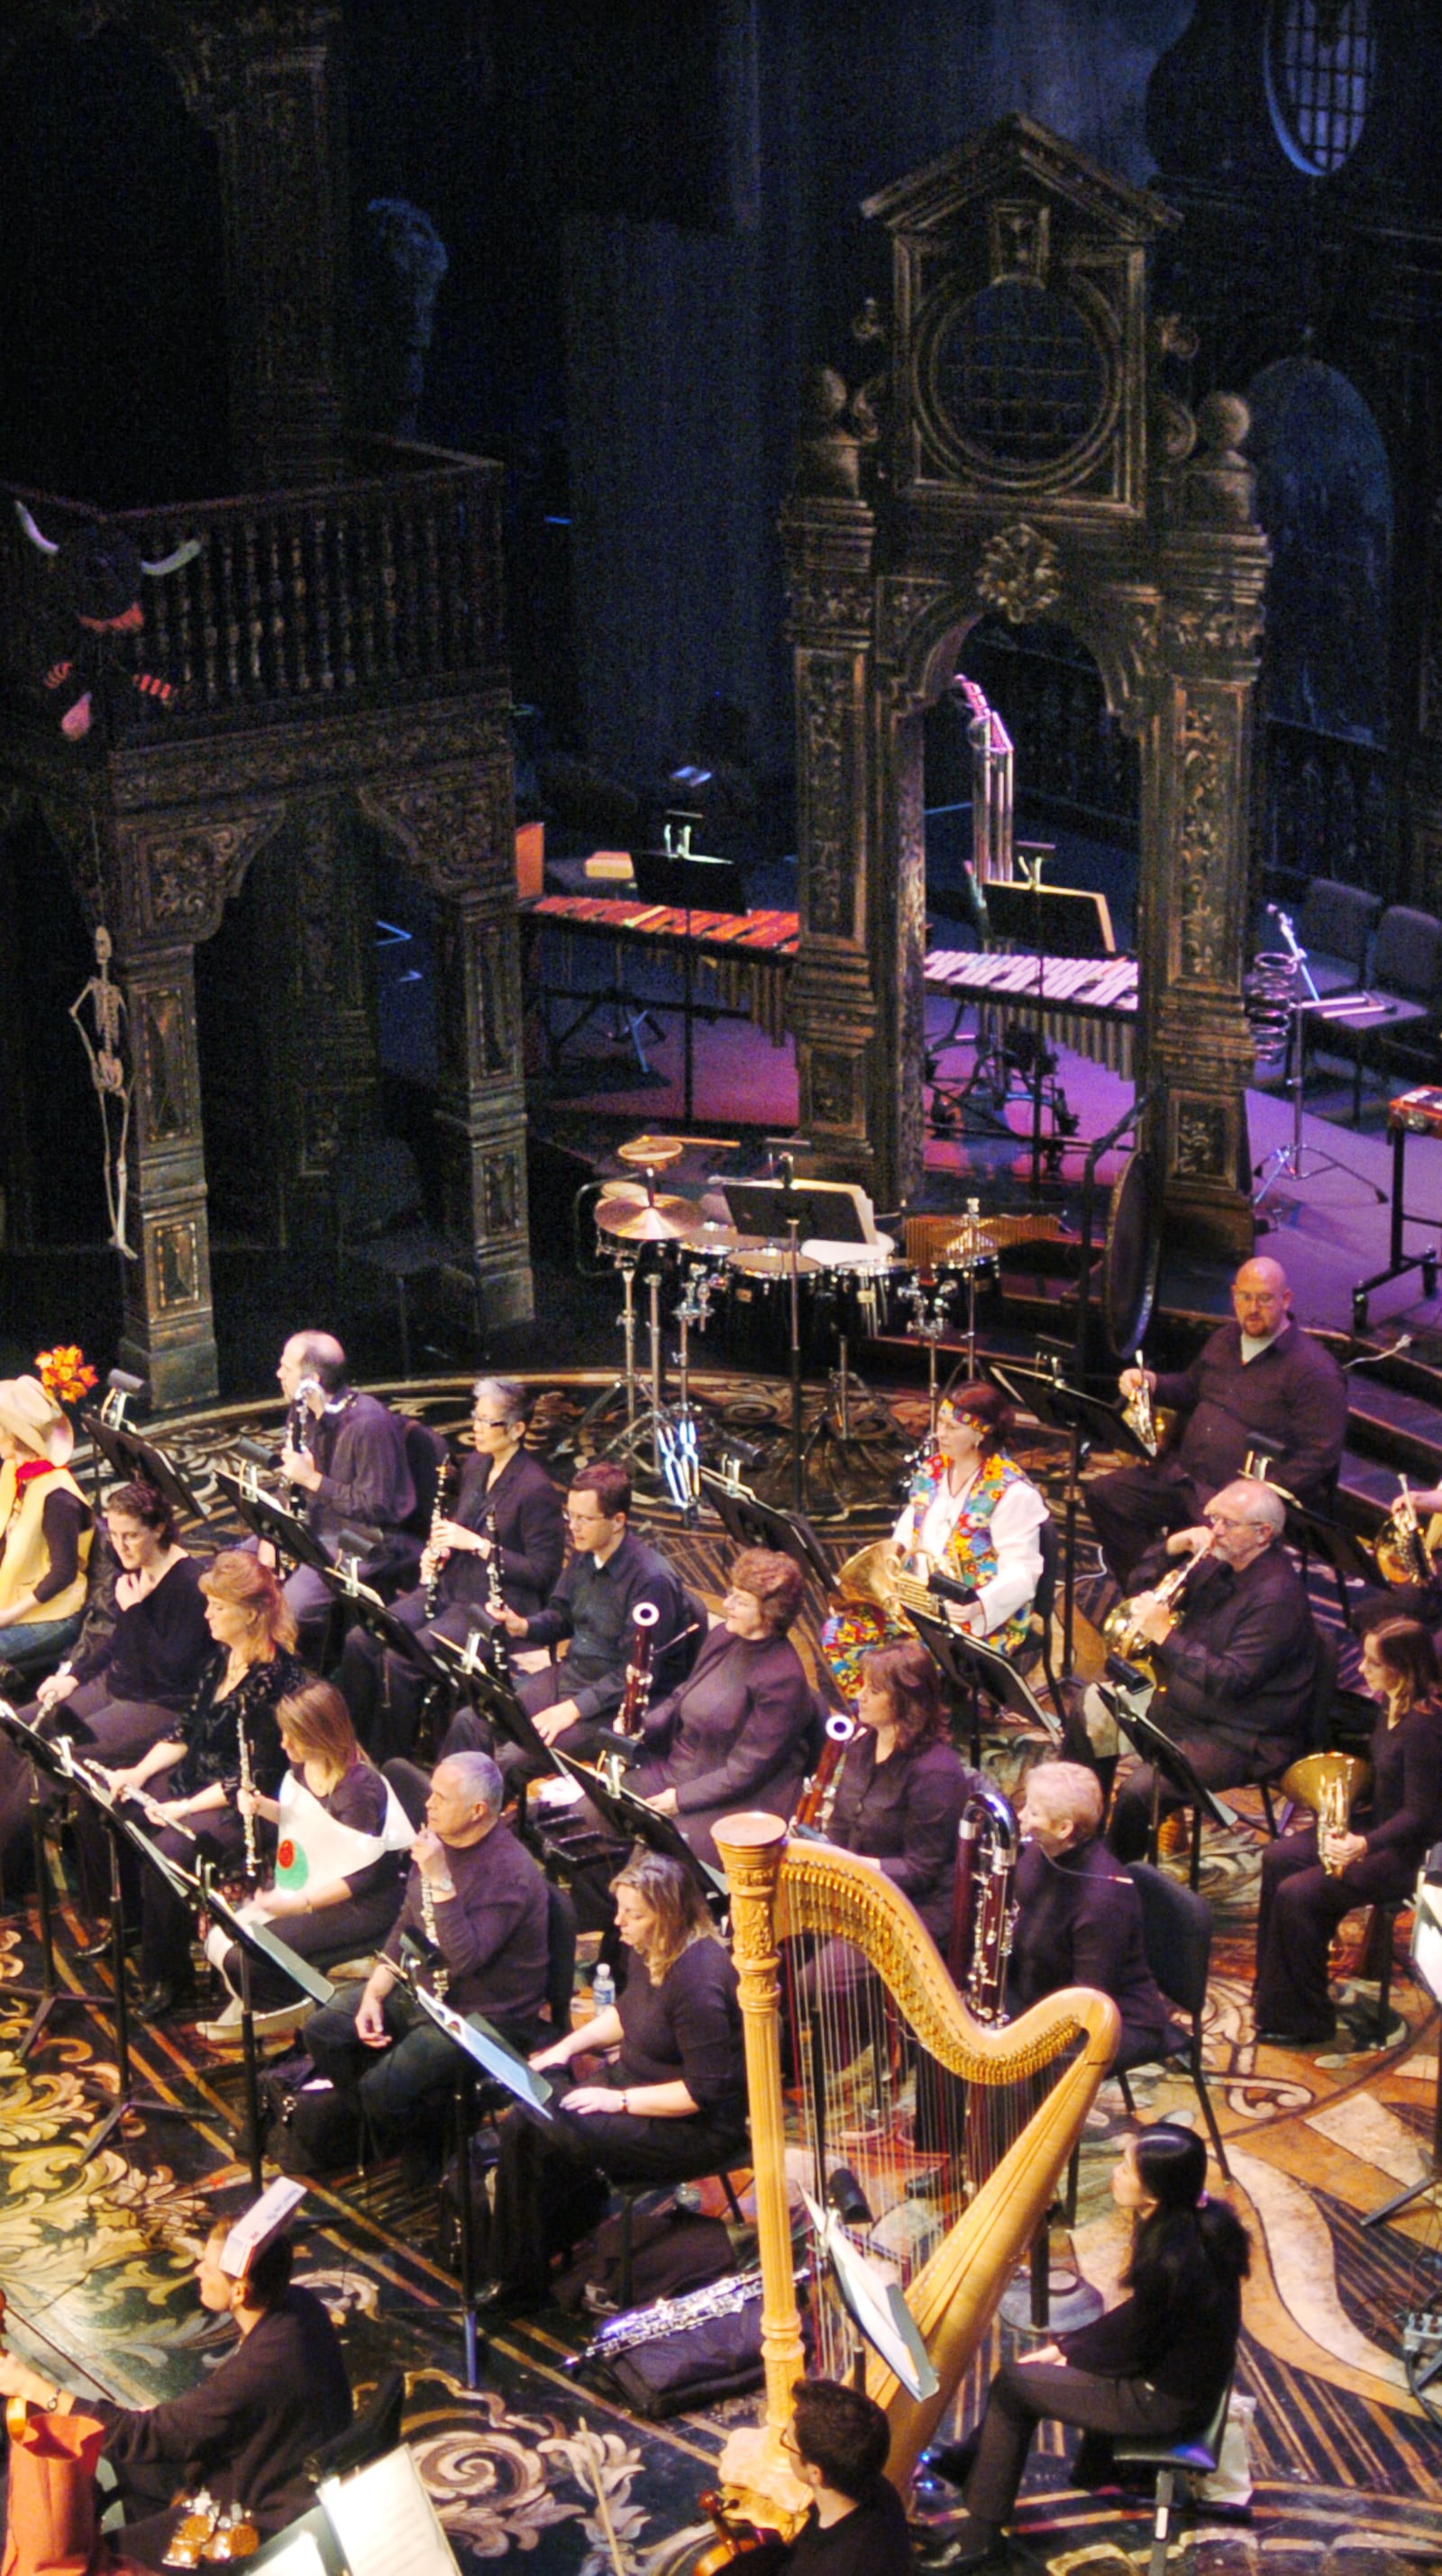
[409,1985,556,2121]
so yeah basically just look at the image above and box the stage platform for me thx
[3,1375,1442,2574]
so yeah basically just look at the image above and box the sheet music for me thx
[319,2446,460,2576]
[252,2535,328,2576]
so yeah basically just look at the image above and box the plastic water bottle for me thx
[591,1960,616,2017]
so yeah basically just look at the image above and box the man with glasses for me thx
[1091,1479,1319,1861]
[336,1375,565,1758]
[474,1459,696,1786]
[1087,1258,1347,1585]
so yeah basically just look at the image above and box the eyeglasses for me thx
[471,1416,514,1430]
[1205,1513,1265,1533]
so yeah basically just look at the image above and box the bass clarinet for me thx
[616,1601,661,1739]
[793,1713,856,1833]
[423,1457,456,1616]
[947,1779,1018,2024]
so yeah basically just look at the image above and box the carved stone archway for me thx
[783,116,1268,1260]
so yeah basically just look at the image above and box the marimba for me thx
[923,945,1139,1077]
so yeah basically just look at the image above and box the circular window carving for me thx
[929,279,1109,472]
[1266,0,1374,177]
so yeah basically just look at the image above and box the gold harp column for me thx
[1145,393,1270,1261]
[713,1812,806,2428]
[780,494,881,1193]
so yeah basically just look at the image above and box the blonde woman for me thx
[482,1850,745,2311]
[98,1552,308,2018]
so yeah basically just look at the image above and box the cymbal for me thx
[616,1133,687,1169]
[597,1196,706,1243]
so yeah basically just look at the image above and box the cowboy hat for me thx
[0,1375,74,1466]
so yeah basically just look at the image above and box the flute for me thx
[58,1740,199,1842]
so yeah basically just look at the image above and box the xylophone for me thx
[923,945,1139,1077]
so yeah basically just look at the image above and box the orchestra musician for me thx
[741,2380,915,2576]
[629,1548,815,1866]
[817,1639,982,1973]
[477,1848,746,2313]
[197,1679,413,2044]
[1009,1762,1173,2066]
[820,1384,1046,1704]
[336,1375,565,1760]
[1087,1480,1319,1865]
[0,2222,351,2561]
[88,1553,307,2019]
[466,1461,695,1786]
[1253,1614,1442,2051]
[926,2125,1249,2566]
[0,1375,94,1670]
[1087,1258,1347,1586]
[273,1330,418,1656]
[301,1748,550,2168]
[0,1479,210,1894]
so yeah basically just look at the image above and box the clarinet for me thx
[615,1602,661,1739]
[793,1714,856,1832]
[285,1375,320,1510]
[484,1504,505,1617]
[236,1719,259,1885]
[418,1866,450,1997]
[423,1458,456,1616]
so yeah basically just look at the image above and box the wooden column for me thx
[712,1813,807,2431]
[114,938,219,1409]
[781,494,881,1197]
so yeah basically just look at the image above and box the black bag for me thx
[593,2296,765,2417]
[554,2206,736,2315]
[259,2054,361,2178]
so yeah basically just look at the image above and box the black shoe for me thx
[134,1978,196,2021]
[924,2437,980,2490]
[1254,2024,1333,2049]
[77,1923,140,1963]
[911,2516,1005,2572]
[472,2279,536,2318]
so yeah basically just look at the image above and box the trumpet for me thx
[1279,1750,1371,1876]
[1101,1534,1215,1679]
[1375,1475,1442,1588]
[1120,1349,1157,1457]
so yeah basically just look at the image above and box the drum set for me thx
[586,1135,1008,1509]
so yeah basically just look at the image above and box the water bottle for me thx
[591,1960,616,2017]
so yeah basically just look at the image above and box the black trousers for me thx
[442,1676,605,1791]
[0,1682,175,1896]
[338,1596,479,1764]
[1107,1720,1297,1863]
[1085,1463,1205,1588]
[1252,1820,1413,2039]
[490,2072,747,2298]
[219,1885,398,2011]
[964,2357,1198,2524]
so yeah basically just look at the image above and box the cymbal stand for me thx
[577,1249,643,1450]
[663,1265,714,1520]
[947,1198,988,1378]
[898,1276,959,1443]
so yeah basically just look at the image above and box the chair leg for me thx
[721,2170,745,2225]
[1148,2465,1176,2576]
[1191,2028,1231,2183]
[618,2188,635,2308]
[1259,1782,1279,1841]
[1118,2069,1136,2120]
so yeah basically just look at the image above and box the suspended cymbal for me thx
[597,1196,706,1243]
[616,1133,687,1168]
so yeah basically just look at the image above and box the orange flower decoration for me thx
[34,1345,98,1407]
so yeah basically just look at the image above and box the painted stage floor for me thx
[5,1382,1442,2570]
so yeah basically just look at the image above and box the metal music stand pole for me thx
[83,1806,189,2157]
[14,1758,96,2060]
[789,1217,805,1514]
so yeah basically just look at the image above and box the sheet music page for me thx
[254,2536,328,2576]
[320,2446,460,2576]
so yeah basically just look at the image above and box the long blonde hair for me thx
[609,1847,719,1982]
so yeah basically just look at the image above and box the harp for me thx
[714,1812,1118,2516]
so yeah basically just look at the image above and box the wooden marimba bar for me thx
[524,892,799,1043]
[922,946,1139,1078]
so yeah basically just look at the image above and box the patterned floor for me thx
[5,1369,1442,2568]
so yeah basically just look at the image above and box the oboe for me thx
[423,1458,456,1616]
[236,1719,259,1884]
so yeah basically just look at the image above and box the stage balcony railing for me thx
[0,434,507,741]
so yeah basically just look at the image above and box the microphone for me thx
[826,2166,873,2229]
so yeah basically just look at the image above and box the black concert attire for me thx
[96,2286,351,2555]
[1253,1691,1442,2043]
[123,1645,307,1991]
[629,1623,815,1868]
[1009,1836,1173,2067]
[488,1934,746,2300]
[337,1445,565,1761]
[214,1759,410,2012]
[744,2480,915,2576]
[447,1527,695,1786]
[826,1734,980,1946]
[1087,1319,1348,1585]
[1105,1539,1318,1864]
[0,1554,210,1881]
[283,1387,419,1655]
[303,1818,550,2144]
[957,2223,1241,2527]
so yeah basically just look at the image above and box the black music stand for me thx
[201,1874,336,2192]
[909,1614,1061,1768]
[1097,1673,1238,1888]
[984,1357,1151,1673]
[698,1468,834,1596]
[549,1741,727,1906]
[0,1704,105,2058]
[632,846,749,1127]
[69,1783,200,2157]
[213,1468,335,1577]
[979,872,1111,1193]
[79,1409,211,1528]
[428,1629,561,1779]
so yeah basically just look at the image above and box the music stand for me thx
[632,846,749,1127]
[213,1469,335,1577]
[428,1631,561,1779]
[1364,1857,1442,2239]
[78,1409,211,1528]
[984,1357,1151,1672]
[800,2185,938,2403]
[201,1875,336,2192]
[68,1781,200,2157]
[978,870,1112,1195]
[909,1613,1061,1768]
[1097,1675,1238,1889]
[698,1468,835,1596]
[0,1703,105,2058]
[549,1741,728,1907]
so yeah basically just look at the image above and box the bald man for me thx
[1086,1259,1347,1585]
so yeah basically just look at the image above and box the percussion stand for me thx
[898,1278,958,1444]
[576,1249,643,1451]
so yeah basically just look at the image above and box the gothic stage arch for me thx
[783,115,1269,1259]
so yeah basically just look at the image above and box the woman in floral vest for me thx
[822,1380,1048,1702]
